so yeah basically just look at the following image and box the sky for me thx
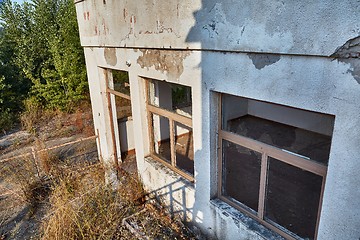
[0,0,28,4]
[12,0,27,4]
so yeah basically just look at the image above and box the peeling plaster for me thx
[137,49,190,80]
[331,36,360,83]
[210,199,284,240]
[247,53,281,70]
[104,48,117,66]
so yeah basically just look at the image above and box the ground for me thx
[0,109,200,240]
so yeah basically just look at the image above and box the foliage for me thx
[0,0,88,128]
[0,107,16,132]
[0,20,31,131]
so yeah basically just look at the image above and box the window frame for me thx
[145,79,194,182]
[217,93,328,240]
[104,68,132,167]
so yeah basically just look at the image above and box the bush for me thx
[0,109,16,133]
[20,97,43,133]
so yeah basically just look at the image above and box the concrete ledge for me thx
[210,199,284,240]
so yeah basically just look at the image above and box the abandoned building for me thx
[74,0,360,239]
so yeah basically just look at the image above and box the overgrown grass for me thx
[0,138,55,212]
[41,165,139,240]
[20,97,55,134]
[1,135,198,239]
[20,97,93,136]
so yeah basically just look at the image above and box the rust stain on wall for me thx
[123,9,128,21]
[137,50,190,80]
[104,48,117,66]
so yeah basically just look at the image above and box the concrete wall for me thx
[200,50,360,240]
[75,0,360,57]
[76,1,360,239]
[248,99,334,136]
[223,96,334,136]
[118,118,134,153]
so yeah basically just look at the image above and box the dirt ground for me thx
[0,110,97,239]
[0,111,200,240]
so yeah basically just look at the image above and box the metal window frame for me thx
[217,93,327,240]
[145,80,194,182]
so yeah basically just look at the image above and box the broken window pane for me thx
[111,70,130,95]
[151,113,171,163]
[222,140,261,212]
[174,121,194,175]
[222,94,334,165]
[148,80,192,117]
[265,157,323,240]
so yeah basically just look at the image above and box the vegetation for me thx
[0,0,88,132]
[0,136,197,239]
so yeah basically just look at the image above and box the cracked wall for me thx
[76,0,360,56]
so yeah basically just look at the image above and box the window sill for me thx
[210,199,284,240]
[144,156,195,186]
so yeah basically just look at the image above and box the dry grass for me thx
[40,163,198,240]
[41,164,138,240]
[1,131,199,239]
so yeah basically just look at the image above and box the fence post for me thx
[31,147,42,181]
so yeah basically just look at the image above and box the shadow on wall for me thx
[145,178,194,222]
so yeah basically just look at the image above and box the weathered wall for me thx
[76,1,360,239]
[76,0,360,56]
[81,46,360,239]
[199,51,360,239]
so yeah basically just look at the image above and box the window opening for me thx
[174,121,194,175]
[108,70,132,119]
[105,69,134,161]
[151,113,171,163]
[148,80,192,118]
[218,93,334,240]
[146,79,194,181]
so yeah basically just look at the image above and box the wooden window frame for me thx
[145,80,194,182]
[217,93,327,240]
[104,68,132,167]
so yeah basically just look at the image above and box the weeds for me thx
[41,165,138,240]
[1,131,199,239]
[20,98,60,135]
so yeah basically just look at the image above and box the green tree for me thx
[0,16,31,130]
[0,0,88,113]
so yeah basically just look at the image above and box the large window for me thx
[218,93,335,240]
[146,79,194,181]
